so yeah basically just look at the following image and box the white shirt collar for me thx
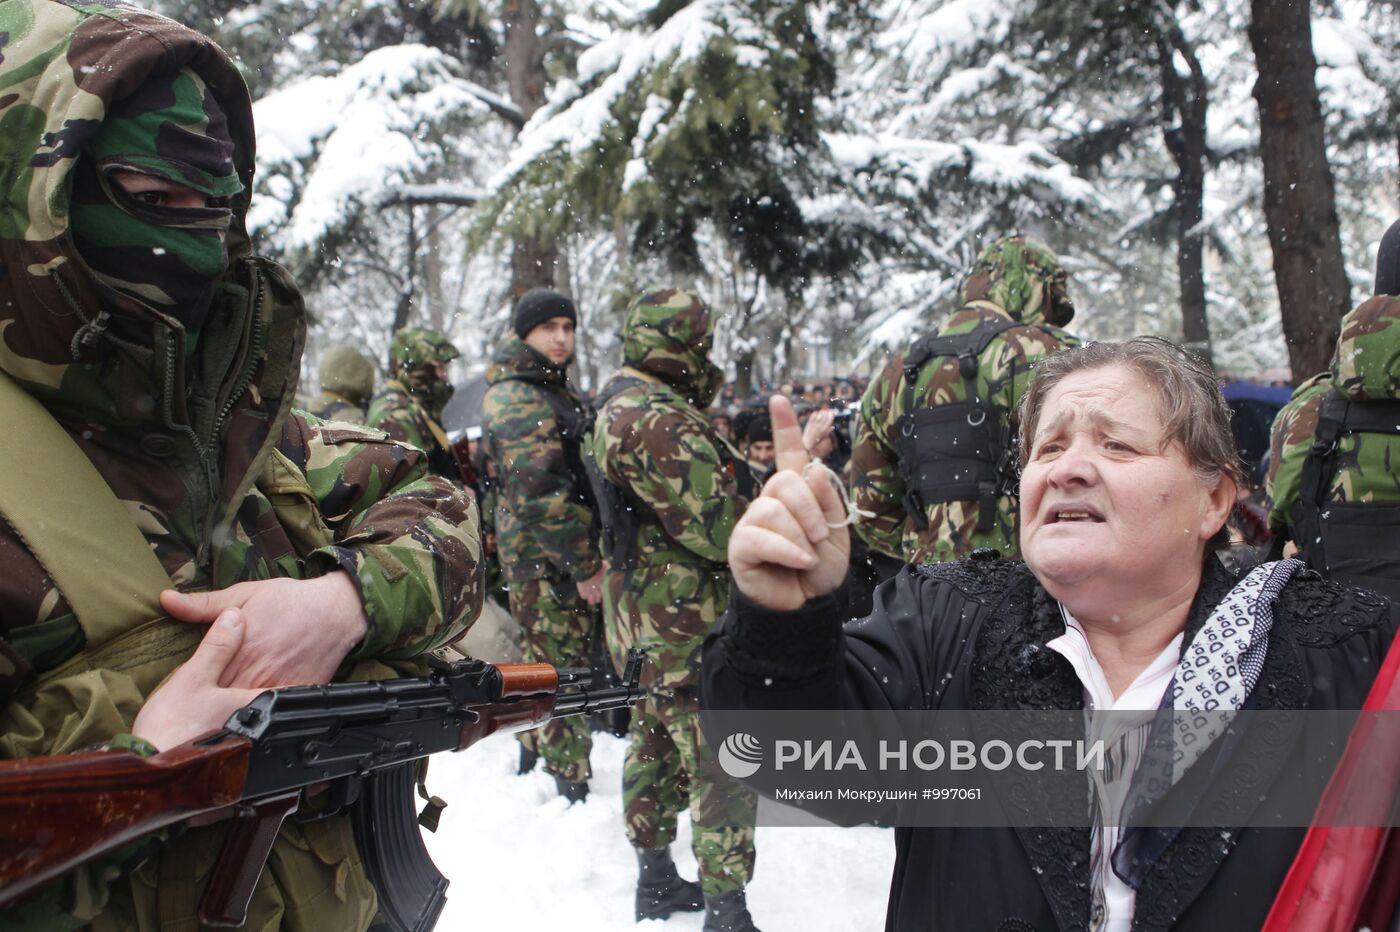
[1046,604,1183,712]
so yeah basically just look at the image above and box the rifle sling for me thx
[0,370,176,653]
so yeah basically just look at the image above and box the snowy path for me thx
[424,732,896,931]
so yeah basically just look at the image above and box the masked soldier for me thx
[368,327,461,479]
[589,289,761,931]
[849,234,1080,564]
[481,289,605,801]
[0,1,482,928]
[1267,295,1400,600]
[306,345,375,423]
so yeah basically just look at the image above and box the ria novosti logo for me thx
[717,733,763,779]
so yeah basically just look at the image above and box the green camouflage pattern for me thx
[591,293,752,688]
[0,3,482,927]
[1267,295,1400,530]
[619,288,725,408]
[592,288,756,897]
[959,234,1076,326]
[506,576,593,784]
[621,689,756,896]
[68,65,241,324]
[481,336,600,583]
[1331,294,1400,402]
[849,236,1080,563]
[367,379,456,478]
[386,326,459,420]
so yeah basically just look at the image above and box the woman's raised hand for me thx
[729,395,851,610]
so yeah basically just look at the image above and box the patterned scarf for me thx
[1108,558,1306,892]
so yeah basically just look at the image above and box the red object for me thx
[1261,634,1400,932]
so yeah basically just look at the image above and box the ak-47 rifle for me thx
[0,649,645,931]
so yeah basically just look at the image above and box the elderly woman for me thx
[700,338,1398,931]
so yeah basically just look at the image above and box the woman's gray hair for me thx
[1016,337,1242,548]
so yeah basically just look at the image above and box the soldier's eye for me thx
[135,190,165,207]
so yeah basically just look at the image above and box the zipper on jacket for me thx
[210,270,264,446]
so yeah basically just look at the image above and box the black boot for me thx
[517,744,539,775]
[634,847,703,922]
[703,889,759,932]
[553,774,589,804]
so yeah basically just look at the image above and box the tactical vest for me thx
[586,375,756,572]
[1290,389,1400,601]
[895,315,1022,534]
[496,374,599,536]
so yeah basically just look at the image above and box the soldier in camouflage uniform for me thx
[1266,294,1400,600]
[849,235,1080,564]
[590,289,761,932]
[305,345,375,423]
[367,327,460,478]
[0,2,482,927]
[481,289,604,800]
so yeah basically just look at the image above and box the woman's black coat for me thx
[699,555,1399,931]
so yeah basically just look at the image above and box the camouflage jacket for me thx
[304,390,367,424]
[0,0,481,738]
[1268,295,1400,531]
[589,290,748,572]
[591,290,748,689]
[481,337,600,583]
[367,379,458,478]
[850,303,1078,564]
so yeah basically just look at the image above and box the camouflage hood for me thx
[0,0,305,561]
[958,235,1074,327]
[485,335,569,388]
[1330,295,1400,401]
[620,288,724,407]
[0,0,270,420]
[388,327,458,421]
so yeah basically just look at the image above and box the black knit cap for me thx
[513,288,577,339]
[746,414,773,444]
[1376,219,1400,297]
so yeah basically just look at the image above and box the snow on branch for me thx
[250,44,494,249]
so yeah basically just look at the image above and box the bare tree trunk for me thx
[424,203,448,331]
[1248,0,1352,383]
[391,205,418,333]
[1158,28,1213,367]
[504,0,558,298]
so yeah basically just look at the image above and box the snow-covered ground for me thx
[425,732,896,931]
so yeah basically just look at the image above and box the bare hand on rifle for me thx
[160,571,369,690]
[132,609,260,750]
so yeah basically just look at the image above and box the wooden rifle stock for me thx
[0,734,251,908]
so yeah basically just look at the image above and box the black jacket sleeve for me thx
[699,564,1002,714]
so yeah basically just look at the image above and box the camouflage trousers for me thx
[507,576,594,783]
[622,687,757,895]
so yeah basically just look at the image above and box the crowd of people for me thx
[1,2,1397,932]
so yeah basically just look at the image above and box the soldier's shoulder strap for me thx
[903,310,1022,376]
[0,369,171,649]
[1292,388,1400,595]
[593,372,657,411]
[1298,389,1400,513]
